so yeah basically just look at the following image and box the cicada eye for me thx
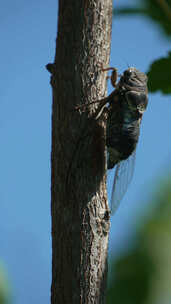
[137,104,145,114]
[124,69,132,78]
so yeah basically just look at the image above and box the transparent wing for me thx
[109,151,136,214]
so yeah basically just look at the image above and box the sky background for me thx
[0,0,171,303]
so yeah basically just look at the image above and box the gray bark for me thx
[49,1,113,303]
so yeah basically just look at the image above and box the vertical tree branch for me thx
[49,1,113,303]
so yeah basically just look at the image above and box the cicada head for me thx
[119,67,148,116]
[122,67,148,90]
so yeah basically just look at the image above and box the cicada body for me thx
[75,66,148,213]
[106,67,148,213]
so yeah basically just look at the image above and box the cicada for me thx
[105,67,148,213]
[75,66,148,214]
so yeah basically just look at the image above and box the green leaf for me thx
[107,251,153,304]
[107,178,171,304]
[147,51,171,94]
[114,0,171,37]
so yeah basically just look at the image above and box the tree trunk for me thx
[49,1,113,303]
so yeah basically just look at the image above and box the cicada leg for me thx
[101,66,118,88]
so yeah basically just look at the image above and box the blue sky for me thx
[0,1,171,303]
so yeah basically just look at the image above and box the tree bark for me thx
[49,1,113,303]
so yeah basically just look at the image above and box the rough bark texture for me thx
[50,1,113,303]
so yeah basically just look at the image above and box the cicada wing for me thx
[110,151,136,214]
